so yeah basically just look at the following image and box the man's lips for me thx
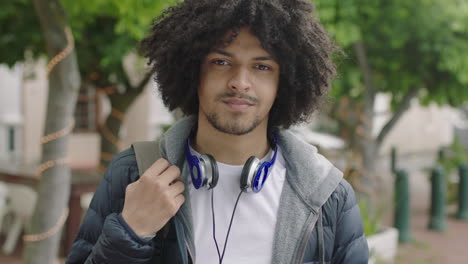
[222,98,255,106]
[222,97,255,111]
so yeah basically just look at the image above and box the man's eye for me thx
[255,64,271,71]
[212,59,229,66]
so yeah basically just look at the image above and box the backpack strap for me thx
[131,141,160,176]
[317,208,325,264]
[131,141,171,245]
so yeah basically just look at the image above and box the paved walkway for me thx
[387,152,468,264]
[0,244,65,264]
[395,213,468,264]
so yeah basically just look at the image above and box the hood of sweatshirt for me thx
[157,116,343,262]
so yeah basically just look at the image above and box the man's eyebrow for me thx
[213,49,233,57]
[212,49,275,61]
[253,56,275,61]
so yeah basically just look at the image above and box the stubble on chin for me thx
[205,112,261,136]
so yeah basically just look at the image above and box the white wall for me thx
[0,63,25,161]
[374,93,456,155]
[2,59,104,167]
[121,86,150,148]
[121,52,174,147]
[146,81,174,140]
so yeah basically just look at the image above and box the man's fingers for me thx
[141,158,171,179]
[174,193,185,207]
[159,165,181,185]
[169,181,185,196]
[138,158,181,193]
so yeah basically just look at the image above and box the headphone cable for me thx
[211,189,244,264]
[211,189,222,261]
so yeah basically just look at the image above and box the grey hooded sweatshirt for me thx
[67,116,369,263]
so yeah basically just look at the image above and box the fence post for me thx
[394,169,411,242]
[438,148,445,161]
[428,167,447,231]
[391,147,397,173]
[457,163,468,220]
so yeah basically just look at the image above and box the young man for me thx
[67,0,369,263]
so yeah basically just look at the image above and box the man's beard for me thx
[205,112,262,136]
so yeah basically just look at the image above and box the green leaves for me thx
[0,0,178,89]
[59,0,179,87]
[0,0,43,66]
[2,0,466,107]
[315,0,468,108]
[61,0,178,40]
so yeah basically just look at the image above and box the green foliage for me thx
[438,136,468,204]
[314,0,468,109]
[64,0,178,88]
[2,0,466,107]
[0,0,178,89]
[0,0,43,67]
[62,0,177,40]
[439,136,468,174]
[359,198,380,236]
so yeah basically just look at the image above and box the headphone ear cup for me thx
[204,154,219,189]
[240,156,260,191]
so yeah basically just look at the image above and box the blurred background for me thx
[0,0,467,263]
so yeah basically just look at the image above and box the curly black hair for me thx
[140,0,340,129]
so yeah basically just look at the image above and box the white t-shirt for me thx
[189,147,286,264]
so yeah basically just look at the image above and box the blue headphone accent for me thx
[252,142,278,192]
[185,141,218,190]
[185,131,278,193]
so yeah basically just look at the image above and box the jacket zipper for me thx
[296,215,318,263]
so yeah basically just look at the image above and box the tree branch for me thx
[354,41,377,137]
[134,71,152,94]
[118,61,152,96]
[118,63,132,92]
[376,85,420,148]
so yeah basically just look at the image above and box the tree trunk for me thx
[353,41,420,206]
[354,41,378,192]
[99,88,145,171]
[23,0,80,263]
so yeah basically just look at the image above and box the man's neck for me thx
[193,116,271,166]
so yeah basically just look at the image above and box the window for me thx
[2,125,22,161]
[8,127,14,152]
[74,85,98,132]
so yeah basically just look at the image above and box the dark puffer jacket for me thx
[66,117,369,264]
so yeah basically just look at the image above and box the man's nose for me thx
[228,67,251,92]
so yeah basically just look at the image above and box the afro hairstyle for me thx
[140,0,340,128]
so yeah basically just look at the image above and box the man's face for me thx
[198,27,280,135]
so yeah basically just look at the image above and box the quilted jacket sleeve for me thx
[66,150,154,264]
[331,180,369,264]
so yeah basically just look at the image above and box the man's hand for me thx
[121,158,185,237]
